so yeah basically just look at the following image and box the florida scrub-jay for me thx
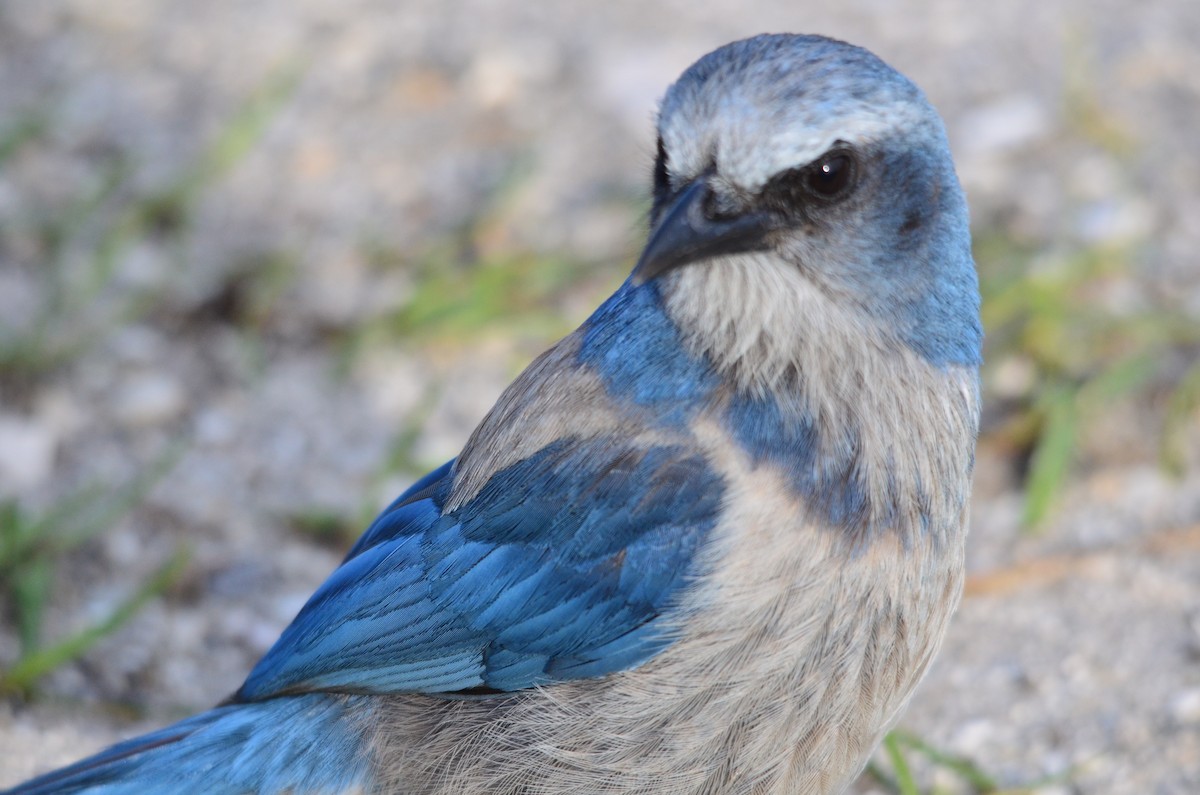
[6,32,982,795]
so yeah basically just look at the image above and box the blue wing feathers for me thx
[237,435,725,701]
[342,459,454,560]
[5,695,375,795]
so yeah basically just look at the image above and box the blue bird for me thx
[5,33,981,794]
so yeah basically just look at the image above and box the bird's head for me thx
[636,34,982,391]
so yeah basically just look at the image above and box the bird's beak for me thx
[631,178,777,286]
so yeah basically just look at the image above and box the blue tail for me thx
[4,694,377,794]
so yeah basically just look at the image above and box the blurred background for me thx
[1,1,1198,792]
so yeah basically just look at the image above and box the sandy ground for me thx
[1,1,1199,792]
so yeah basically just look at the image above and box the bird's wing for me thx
[340,458,455,562]
[236,437,724,701]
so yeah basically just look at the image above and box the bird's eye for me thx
[803,151,856,200]
[760,146,859,213]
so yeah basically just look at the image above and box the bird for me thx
[5,32,982,795]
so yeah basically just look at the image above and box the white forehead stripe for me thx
[655,38,936,192]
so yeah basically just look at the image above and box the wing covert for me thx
[237,438,724,701]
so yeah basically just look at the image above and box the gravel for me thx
[2,1,1199,792]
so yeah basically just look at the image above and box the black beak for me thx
[632,178,778,286]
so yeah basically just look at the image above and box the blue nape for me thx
[579,280,719,419]
[237,437,724,700]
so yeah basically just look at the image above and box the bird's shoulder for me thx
[235,420,727,701]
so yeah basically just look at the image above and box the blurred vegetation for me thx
[328,161,626,485]
[0,68,296,695]
[342,159,624,363]
[971,49,1200,527]
[975,232,1200,526]
[867,729,1069,794]
[0,64,300,394]
[0,448,186,698]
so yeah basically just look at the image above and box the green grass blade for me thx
[4,441,185,570]
[13,558,51,655]
[0,111,49,168]
[0,499,25,568]
[0,549,188,695]
[891,729,1000,791]
[1023,384,1079,528]
[1077,355,1159,411]
[883,732,922,795]
[1162,361,1200,475]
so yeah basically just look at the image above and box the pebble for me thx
[0,269,40,334]
[298,250,370,327]
[112,372,186,427]
[115,241,169,290]
[1074,196,1156,245]
[955,94,1050,156]
[1169,688,1200,725]
[109,325,167,366]
[0,414,57,493]
[987,354,1037,400]
[950,718,995,755]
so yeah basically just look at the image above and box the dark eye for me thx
[760,146,859,213]
[803,150,856,200]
